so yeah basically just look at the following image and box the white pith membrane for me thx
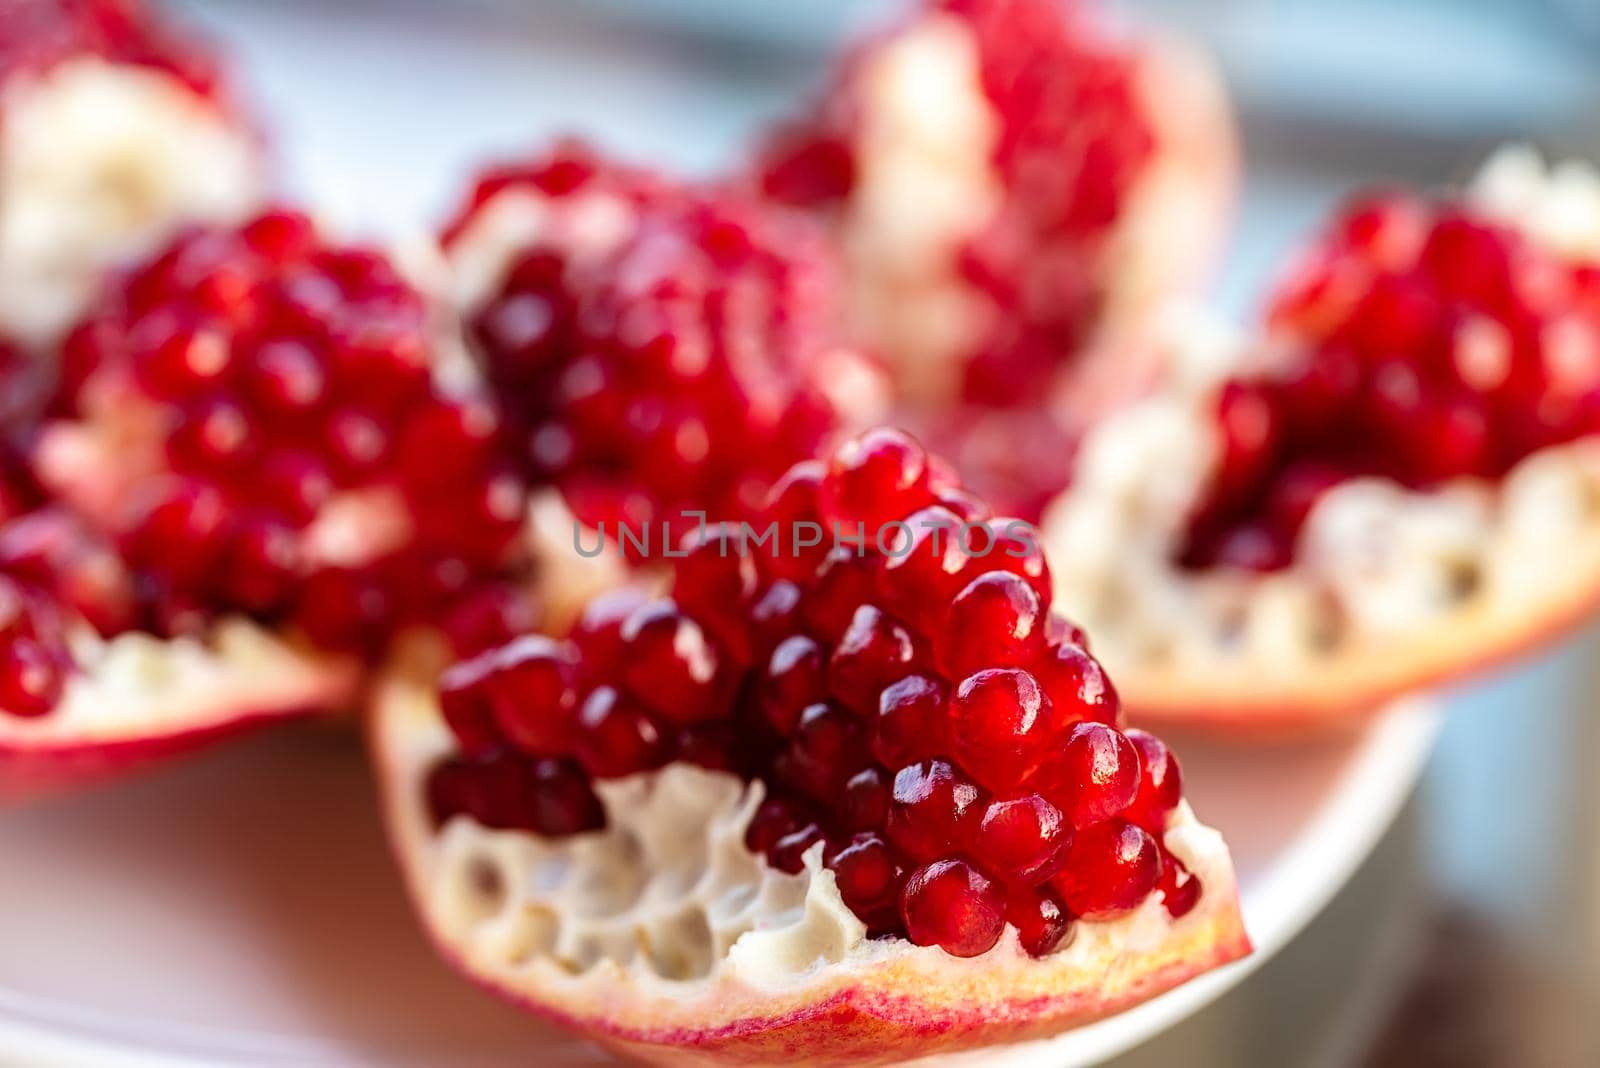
[834,11,1234,418]
[372,669,1247,1061]
[1039,148,1600,728]
[0,58,262,349]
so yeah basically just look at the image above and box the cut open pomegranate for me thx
[1040,147,1600,730]
[372,428,1247,1063]
[754,0,1235,430]
[441,141,886,621]
[0,0,262,351]
[10,210,539,794]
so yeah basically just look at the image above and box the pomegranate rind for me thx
[370,674,1250,1066]
[0,619,357,800]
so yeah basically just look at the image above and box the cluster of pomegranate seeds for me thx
[429,429,1199,958]
[1181,194,1600,571]
[759,0,1155,407]
[0,0,224,98]
[445,142,846,552]
[57,211,532,655]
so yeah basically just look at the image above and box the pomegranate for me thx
[0,0,262,351]
[441,141,886,616]
[1040,147,1600,729]
[754,0,1235,429]
[371,428,1247,1063]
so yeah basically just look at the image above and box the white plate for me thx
[0,701,1439,1067]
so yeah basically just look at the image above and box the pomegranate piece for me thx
[754,0,1233,424]
[442,141,868,553]
[41,211,535,660]
[378,427,1248,1062]
[0,0,262,349]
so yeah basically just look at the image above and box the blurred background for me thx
[165,1,1600,1063]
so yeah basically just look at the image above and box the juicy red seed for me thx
[872,674,947,769]
[1052,820,1162,921]
[438,652,502,757]
[123,481,229,589]
[167,397,254,472]
[947,667,1057,793]
[886,759,986,863]
[673,523,758,622]
[760,460,830,581]
[570,586,651,674]
[139,328,232,399]
[618,601,731,726]
[973,794,1071,885]
[825,832,902,913]
[0,637,65,717]
[940,570,1044,677]
[1034,641,1120,724]
[967,519,1052,604]
[1041,722,1141,828]
[424,751,541,831]
[746,579,804,662]
[218,518,300,611]
[841,765,890,832]
[324,408,390,479]
[485,636,579,757]
[900,859,1006,958]
[575,686,669,777]
[828,604,920,714]
[395,399,503,489]
[242,340,327,415]
[876,506,970,619]
[1007,885,1075,958]
[1156,848,1202,918]
[821,428,931,530]
[745,795,806,855]
[761,634,826,735]
[803,548,878,638]
[529,758,605,835]
[1125,728,1183,833]
[441,583,540,658]
[779,702,865,800]
[770,821,827,874]
[258,451,335,523]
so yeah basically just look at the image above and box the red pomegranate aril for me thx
[1040,722,1140,829]
[1007,885,1075,959]
[760,460,830,582]
[139,327,231,399]
[1052,820,1162,921]
[257,451,335,524]
[167,397,254,473]
[940,570,1045,677]
[760,634,826,735]
[872,674,947,769]
[802,548,878,637]
[780,702,866,801]
[0,637,66,717]
[218,517,300,612]
[672,523,758,623]
[1034,641,1120,724]
[576,686,669,778]
[875,505,969,618]
[825,832,902,914]
[886,759,986,863]
[570,586,651,675]
[828,604,920,714]
[770,820,827,874]
[529,758,605,835]
[441,583,540,658]
[438,651,503,757]
[947,667,1056,794]
[973,794,1071,885]
[841,765,891,832]
[900,859,1006,958]
[744,795,806,855]
[242,339,327,416]
[1156,849,1202,918]
[324,408,390,479]
[485,636,579,757]
[821,428,932,531]
[1124,728,1183,833]
[123,481,229,590]
[618,601,732,727]
[425,751,540,831]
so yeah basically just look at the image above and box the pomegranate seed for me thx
[760,634,826,735]
[820,428,931,531]
[972,794,1071,884]
[841,766,890,832]
[886,759,986,863]
[1007,885,1075,958]
[529,758,605,835]
[1156,848,1202,918]
[438,652,502,757]
[1052,820,1161,920]
[1034,641,1120,724]
[770,820,827,874]
[900,859,1006,958]
[1124,728,1183,833]
[779,702,865,801]
[618,601,732,726]
[875,505,969,620]
[825,832,903,915]
[575,686,668,777]
[940,570,1045,677]
[0,637,65,717]
[744,795,806,855]
[802,548,877,638]
[871,674,947,769]
[947,668,1057,793]
[1039,722,1140,828]
[828,604,920,714]
[570,586,650,674]
[485,636,579,757]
